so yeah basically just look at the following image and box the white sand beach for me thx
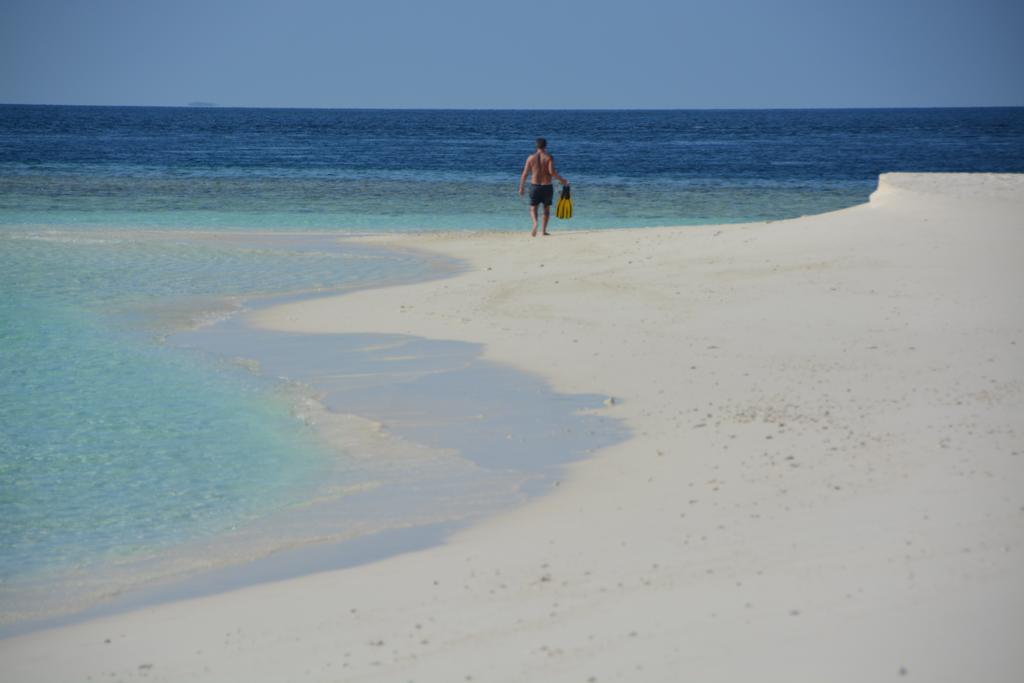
[2,173,1022,682]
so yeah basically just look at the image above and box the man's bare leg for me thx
[542,206,551,235]
[530,205,539,237]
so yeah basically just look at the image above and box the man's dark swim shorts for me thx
[529,183,554,207]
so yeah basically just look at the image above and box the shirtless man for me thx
[517,137,569,237]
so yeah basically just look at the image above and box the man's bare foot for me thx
[542,231,550,236]
[531,230,537,237]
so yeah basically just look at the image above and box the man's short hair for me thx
[536,137,547,149]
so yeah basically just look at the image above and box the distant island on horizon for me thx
[187,102,218,108]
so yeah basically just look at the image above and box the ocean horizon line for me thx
[3,102,1023,113]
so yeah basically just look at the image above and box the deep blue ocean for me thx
[2,106,1023,627]
[3,106,1023,229]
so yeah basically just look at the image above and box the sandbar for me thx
[2,173,1022,682]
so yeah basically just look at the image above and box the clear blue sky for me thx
[1,0,1021,108]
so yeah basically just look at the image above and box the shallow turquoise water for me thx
[0,231,444,601]
[0,173,865,231]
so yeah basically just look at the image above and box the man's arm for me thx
[518,157,532,195]
[547,156,568,185]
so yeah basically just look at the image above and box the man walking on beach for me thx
[518,138,569,237]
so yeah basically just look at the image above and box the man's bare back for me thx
[524,150,557,185]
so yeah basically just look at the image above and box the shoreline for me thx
[1,234,624,639]
[3,173,1023,681]
[0,234,464,635]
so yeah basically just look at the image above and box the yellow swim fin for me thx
[556,185,572,220]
